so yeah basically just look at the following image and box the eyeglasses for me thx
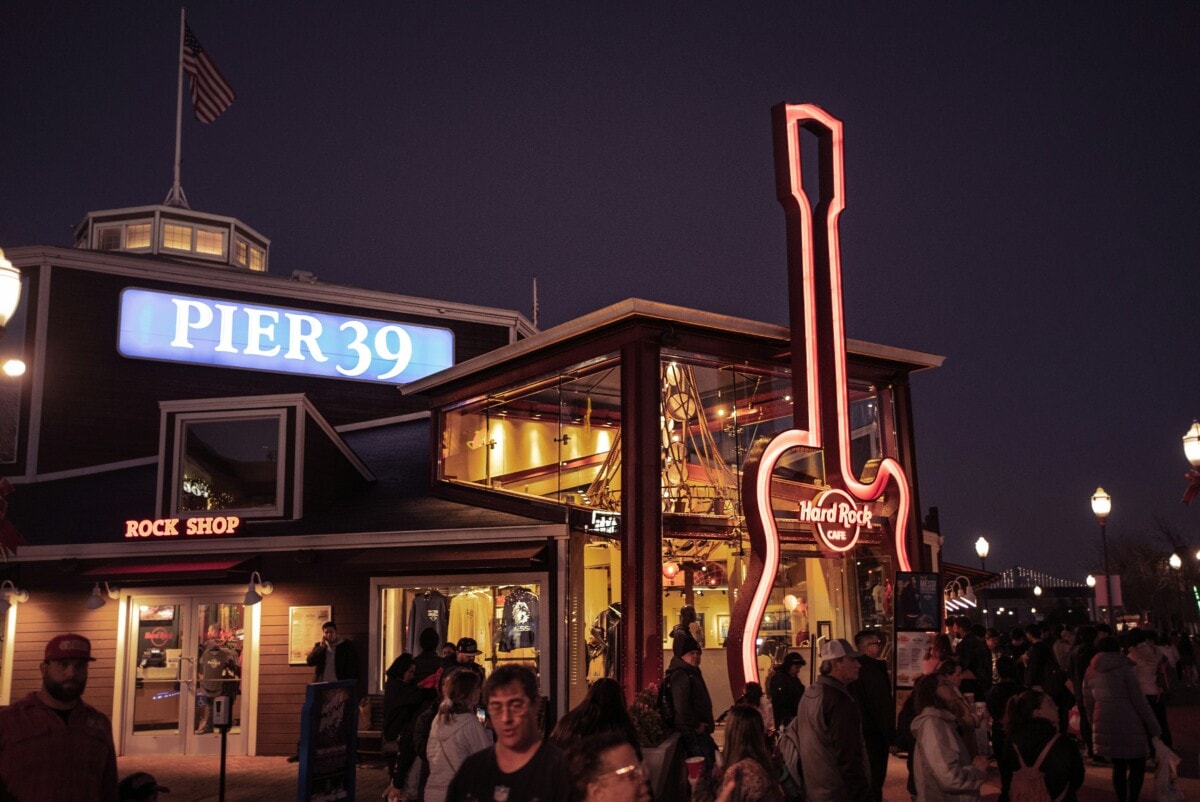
[598,763,646,783]
[486,698,531,717]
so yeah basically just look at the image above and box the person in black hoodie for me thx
[849,630,894,802]
[667,634,716,779]
[1005,689,1084,801]
[986,657,1026,802]
[413,627,444,684]
[383,653,427,785]
[1067,625,1099,760]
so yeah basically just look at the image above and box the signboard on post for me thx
[296,680,358,802]
[895,571,941,632]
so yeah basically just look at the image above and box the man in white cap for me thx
[0,633,119,801]
[795,638,872,802]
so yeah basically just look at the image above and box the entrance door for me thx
[121,592,253,756]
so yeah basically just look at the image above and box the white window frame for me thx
[170,408,290,519]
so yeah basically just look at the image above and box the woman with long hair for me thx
[1082,636,1161,802]
[550,677,643,758]
[923,633,954,675]
[711,705,782,802]
[910,672,989,801]
[423,669,492,802]
[1004,689,1084,801]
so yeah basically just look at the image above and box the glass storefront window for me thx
[583,536,621,684]
[440,356,621,508]
[376,580,544,692]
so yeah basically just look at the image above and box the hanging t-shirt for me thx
[408,590,450,653]
[497,587,539,652]
[199,640,240,696]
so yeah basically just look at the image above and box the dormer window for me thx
[159,400,297,521]
[179,414,285,515]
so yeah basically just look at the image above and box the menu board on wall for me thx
[289,605,333,665]
[895,631,933,688]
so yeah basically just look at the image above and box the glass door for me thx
[122,592,252,756]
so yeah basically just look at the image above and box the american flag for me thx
[182,24,236,123]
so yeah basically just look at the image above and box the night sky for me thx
[3,3,1198,580]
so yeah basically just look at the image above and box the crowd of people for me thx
[2,616,1195,802]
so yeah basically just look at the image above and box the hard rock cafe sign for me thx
[796,488,872,552]
[725,104,916,695]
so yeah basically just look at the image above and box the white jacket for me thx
[911,707,986,802]
[424,710,492,802]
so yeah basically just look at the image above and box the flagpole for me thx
[165,6,189,208]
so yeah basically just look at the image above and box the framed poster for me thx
[290,605,333,665]
[816,620,832,643]
[895,571,941,632]
[716,614,730,643]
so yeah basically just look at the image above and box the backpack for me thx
[1010,734,1065,802]
[774,714,806,802]
[657,670,678,730]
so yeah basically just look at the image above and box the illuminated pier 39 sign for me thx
[118,288,455,384]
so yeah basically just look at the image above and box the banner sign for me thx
[118,288,454,384]
[297,680,358,802]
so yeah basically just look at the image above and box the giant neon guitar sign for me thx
[726,104,914,693]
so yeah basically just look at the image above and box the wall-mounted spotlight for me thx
[86,581,119,611]
[0,579,29,614]
[244,571,274,606]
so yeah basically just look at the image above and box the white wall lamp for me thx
[86,581,119,611]
[244,571,274,606]
[0,579,29,614]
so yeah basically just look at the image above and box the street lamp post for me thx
[1086,574,1097,622]
[975,536,989,572]
[1170,553,1184,630]
[1091,487,1114,628]
[1184,421,1200,504]
[0,250,21,338]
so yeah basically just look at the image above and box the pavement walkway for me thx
[118,684,1200,801]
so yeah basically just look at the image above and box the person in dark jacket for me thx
[849,630,894,802]
[413,627,444,683]
[383,653,426,784]
[768,652,806,728]
[1067,625,1099,760]
[1082,636,1161,802]
[795,639,872,802]
[1023,623,1071,732]
[667,634,717,778]
[985,656,1025,802]
[953,618,992,699]
[305,621,361,686]
[1005,689,1084,802]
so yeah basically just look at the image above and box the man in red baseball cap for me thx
[0,633,118,801]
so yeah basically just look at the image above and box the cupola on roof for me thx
[73,204,270,273]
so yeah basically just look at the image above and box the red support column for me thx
[619,338,664,701]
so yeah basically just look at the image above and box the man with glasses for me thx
[566,731,651,802]
[849,630,894,802]
[445,663,569,802]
